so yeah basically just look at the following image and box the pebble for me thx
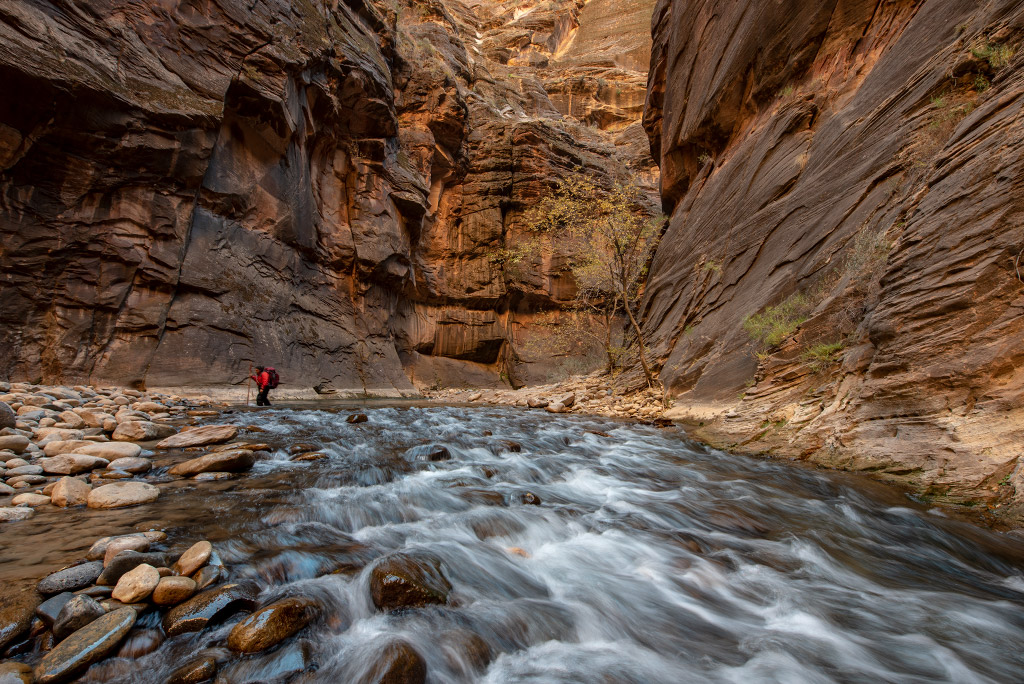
[112,563,160,603]
[37,562,104,595]
[162,582,259,637]
[0,507,34,522]
[116,628,164,658]
[87,481,159,509]
[152,576,197,606]
[50,477,91,507]
[227,596,318,653]
[192,564,223,590]
[367,640,427,684]
[53,594,106,641]
[96,551,170,586]
[157,425,238,449]
[103,537,151,565]
[168,450,254,477]
[36,592,76,627]
[174,541,213,576]
[32,607,136,684]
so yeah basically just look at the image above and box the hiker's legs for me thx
[257,388,270,406]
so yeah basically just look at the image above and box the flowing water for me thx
[7,405,1024,683]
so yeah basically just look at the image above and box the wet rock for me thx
[0,586,40,652]
[32,607,135,684]
[291,452,326,462]
[0,435,29,453]
[520,491,542,505]
[157,425,238,449]
[0,661,32,683]
[405,444,451,462]
[87,482,159,509]
[0,402,15,430]
[98,599,147,615]
[112,421,177,442]
[5,465,42,476]
[38,562,104,595]
[369,554,452,612]
[116,628,163,658]
[346,413,368,424]
[166,656,216,684]
[526,397,549,409]
[86,532,163,561]
[74,442,142,460]
[106,457,152,474]
[7,474,47,487]
[441,628,493,672]
[168,450,254,477]
[51,477,91,507]
[102,537,151,565]
[451,487,505,506]
[227,596,318,653]
[365,640,427,684]
[193,471,235,481]
[53,594,106,641]
[39,454,108,475]
[192,564,223,590]
[42,440,95,457]
[0,483,14,496]
[544,403,568,413]
[75,585,113,599]
[0,507,34,522]
[152,576,197,606]
[174,541,213,576]
[220,640,312,683]
[36,592,75,627]
[162,582,259,637]
[96,552,170,586]
[112,564,160,603]
[468,511,526,540]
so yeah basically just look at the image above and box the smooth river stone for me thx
[5,465,42,476]
[112,421,176,442]
[0,585,40,651]
[0,435,29,453]
[162,583,259,637]
[11,492,49,506]
[53,594,106,641]
[73,442,142,460]
[0,506,34,522]
[51,477,91,507]
[36,592,76,627]
[106,457,151,474]
[152,576,197,606]
[227,597,318,653]
[39,454,108,475]
[369,554,452,612]
[86,532,164,560]
[174,541,213,576]
[112,564,160,603]
[96,552,170,586]
[37,562,104,595]
[33,607,136,684]
[0,661,32,683]
[87,482,159,509]
[103,537,151,565]
[0,401,15,430]
[41,439,94,457]
[168,450,254,477]
[156,425,238,449]
[167,656,217,684]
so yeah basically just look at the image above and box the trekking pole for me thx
[246,362,252,407]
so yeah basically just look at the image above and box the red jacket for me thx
[251,371,270,390]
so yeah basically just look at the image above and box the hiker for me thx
[250,366,279,406]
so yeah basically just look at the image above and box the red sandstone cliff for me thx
[644,0,1024,517]
[0,0,656,394]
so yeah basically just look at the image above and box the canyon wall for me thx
[0,0,656,394]
[644,0,1024,516]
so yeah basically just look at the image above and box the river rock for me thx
[50,477,91,507]
[3,458,28,468]
[0,585,40,652]
[74,442,142,460]
[157,425,238,449]
[220,640,312,683]
[36,592,76,627]
[42,440,94,457]
[346,413,368,424]
[0,402,15,430]
[112,564,160,603]
[152,576,197,606]
[168,450,254,477]
[87,482,159,509]
[0,483,14,496]
[174,541,213,576]
[369,554,452,612]
[116,628,164,658]
[192,564,223,590]
[103,537,151,565]
[11,492,49,507]
[0,661,32,683]
[405,444,451,462]
[366,640,427,684]
[227,596,318,653]
[5,465,42,476]
[162,582,259,637]
[96,552,170,586]
[0,435,29,453]
[87,532,165,560]
[112,421,177,442]
[33,607,136,684]
[53,594,106,641]
[0,507,34,522]
[526,397,549,408]
[520,491,542,506]
[167,656,217,684]
[545,403,568,413]
[39,453,108,475]
[38,562,104,594]
[106,457,152,474]
[58,411,85,429]
[131,402,165,413]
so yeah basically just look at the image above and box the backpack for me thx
[264,367,280,389]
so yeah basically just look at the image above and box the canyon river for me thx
[3,405,1024,683]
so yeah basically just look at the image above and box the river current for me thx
[7,405,1024,682]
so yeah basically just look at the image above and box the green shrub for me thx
[801,340,845,372]
[972,42,1015,69]
[743,293,813,347]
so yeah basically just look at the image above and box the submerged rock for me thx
[162,583,259,637]
[33,607,135,684]
[369,554,451,612]
[366,640,427,684]
[227,596,319,653]
[0,507,34,522]
[405,445,451,462]
[220,639,313,683]
[167,656,217,684]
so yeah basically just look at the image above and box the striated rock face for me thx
[0,0,656,392]
[644,0,1024,514]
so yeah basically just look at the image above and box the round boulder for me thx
[87,482,160,509]
[369,554,452,612]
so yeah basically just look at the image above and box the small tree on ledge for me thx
[525,173,663,388]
